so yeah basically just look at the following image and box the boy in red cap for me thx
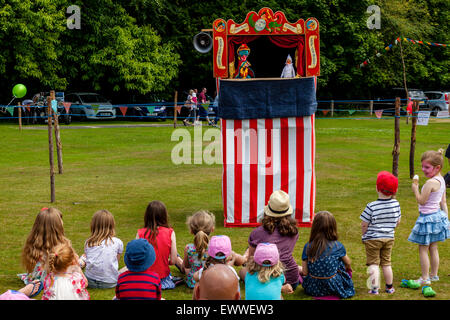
[360,171,401,295]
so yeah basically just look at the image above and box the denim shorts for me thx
[86,276,116,289]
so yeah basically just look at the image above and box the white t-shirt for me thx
[84,237,123,284]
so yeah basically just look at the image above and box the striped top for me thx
[115,270,161,300]
[360,198,401,241]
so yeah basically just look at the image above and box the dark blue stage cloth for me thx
[218,77,317,120]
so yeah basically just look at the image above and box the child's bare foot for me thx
[281,283,294,294]
[19,280,41,297]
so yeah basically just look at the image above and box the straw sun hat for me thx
[264,190,293,218]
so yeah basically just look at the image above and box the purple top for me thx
[248,226,300,285]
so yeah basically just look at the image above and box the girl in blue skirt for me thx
[409,149,449,285]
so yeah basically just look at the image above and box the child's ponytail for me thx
[194,230,209,260]
[46,243,75,274]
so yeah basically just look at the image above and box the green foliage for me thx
[0,0,448,102]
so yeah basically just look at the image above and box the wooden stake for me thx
[47,96,55,203]
[18,102,22,131]
[409,101,418,179]
[399,40,409,124]
[392,97,400,177]
[173,90,178,128]
[51,91,63,174]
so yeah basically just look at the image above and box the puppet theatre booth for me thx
[213,8,320,227]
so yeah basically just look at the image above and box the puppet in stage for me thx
[234,44,255,78]
[280,54,296,78]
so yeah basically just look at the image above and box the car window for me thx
[79,94,108,103]
[409,91,425,99]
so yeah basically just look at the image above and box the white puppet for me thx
[280,54,296,78]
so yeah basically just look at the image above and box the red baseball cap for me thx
[376,171,398,196]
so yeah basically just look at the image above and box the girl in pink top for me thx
[136,200,183,289]
[409,149,449,285]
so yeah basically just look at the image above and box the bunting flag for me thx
[62,102,71,113]
[6,106,14,116]
[348,110,356,115]
[375,110,383,119]
[322,110,329,116]
[359,37,448,68]
[119,106,128,116]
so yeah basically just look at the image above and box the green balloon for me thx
[12,84,27,98]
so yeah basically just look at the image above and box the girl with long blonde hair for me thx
[181,210,215,288]
[18,207,70,297]
[80,210,123,288]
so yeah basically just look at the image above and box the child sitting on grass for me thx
[180,210,215,288]
[42,243,89,300]
[244,243,285,300]
[79,209,123,289]
[115,239,161,300]
[301,211,355,299]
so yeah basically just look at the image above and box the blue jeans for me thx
[86,276,116,289]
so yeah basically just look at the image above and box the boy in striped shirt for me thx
[360,171,401,295]
[115,239,161,300]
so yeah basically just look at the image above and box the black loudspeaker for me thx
[193,32,213,53]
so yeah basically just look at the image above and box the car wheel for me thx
[431,107,440,117]
[64,114,71,125]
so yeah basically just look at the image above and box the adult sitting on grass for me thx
[193,264,240,300]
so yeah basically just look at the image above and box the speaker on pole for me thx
[193,32,213,53]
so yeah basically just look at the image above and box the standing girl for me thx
[409,149,449,285]
[301,211,355,299]
[181,210,215,288]
[42,243,90,300]
[244,243,285,300]
[80,210,123,289]
[19,207,70,297]
[136,200,183,289]
[240,190,302,293]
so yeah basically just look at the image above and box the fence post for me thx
[369,100,373,116]
[331,100,334,117]
[18,102,22,131]
[173,91,178,128]
[409,101,418,179]
[51,91,63,174]
[47,95,55,203]
[392,97,400,177]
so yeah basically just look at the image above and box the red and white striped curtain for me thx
[221,115,315,227]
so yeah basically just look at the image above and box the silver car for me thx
[64,93,116,120]
[424,91,449,116]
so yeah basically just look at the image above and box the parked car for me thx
[374,88,427,116]
[424,91,449,116]
[64,93,116,120]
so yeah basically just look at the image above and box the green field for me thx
[0,117,448,300]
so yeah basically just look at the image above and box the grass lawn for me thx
[0,117,448,300]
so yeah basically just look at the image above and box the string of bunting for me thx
[359,37,449,68]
